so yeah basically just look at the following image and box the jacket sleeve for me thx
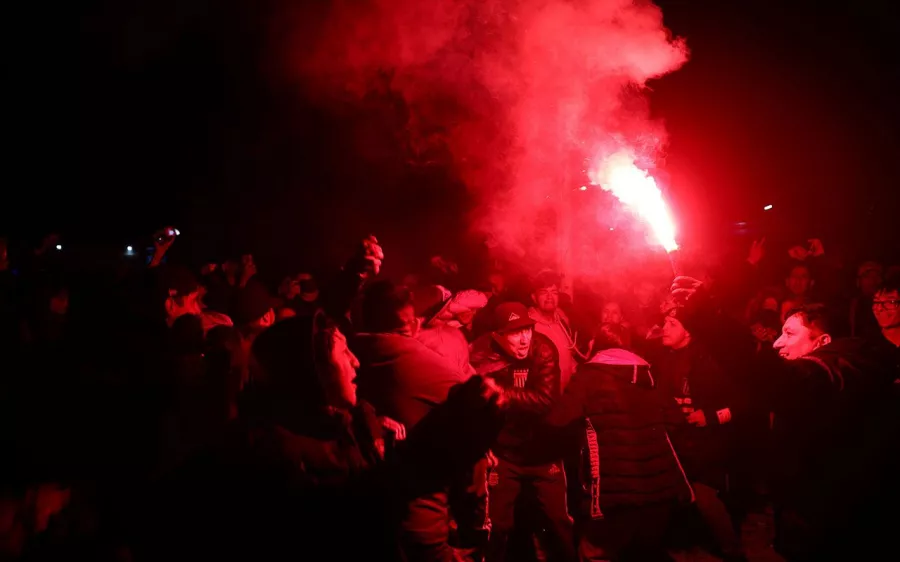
[679,290,762,425]
[500,339,559,415]
[692,352,750,427]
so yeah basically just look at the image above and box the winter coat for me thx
[533,349,693,517]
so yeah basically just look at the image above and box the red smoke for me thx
[288,0,688,278]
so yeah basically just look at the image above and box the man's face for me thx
[601,302,623,325]
[325,328,359,408]
[494,327,533,360]
[282,278,301,300]
[661,315,690,349]
[786,266,811,297]
[455,309,476,327]
[773,313,828,360]
[532,285,559,314]
[396,304,420,338]
[872,289,900,330]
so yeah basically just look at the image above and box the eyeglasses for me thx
[872,300,900,311]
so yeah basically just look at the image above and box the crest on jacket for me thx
[513,368,529,388]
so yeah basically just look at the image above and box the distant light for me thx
[126,245,133,252]
[764,204,773,211]
[609,227,615,231]
[55,244,62,251]
[579,186,588,191]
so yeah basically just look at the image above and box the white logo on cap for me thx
[508,312,520,322]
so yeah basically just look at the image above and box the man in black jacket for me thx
[673,278,900,561]
[655,301,749,562]
[469,302,574,562]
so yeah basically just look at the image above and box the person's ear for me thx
[531,293,538,305]
[815,333,832,350]
[261,309,275,327]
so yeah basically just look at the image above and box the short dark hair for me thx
[532,270,561,292]
[877,272,900,295]
[361,280,415,333]
[785,303,831,338]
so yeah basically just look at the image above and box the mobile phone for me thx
[156,228,180,244]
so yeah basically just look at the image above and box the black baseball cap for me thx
[493,302,535,334]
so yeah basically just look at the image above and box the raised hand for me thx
[670,276,704,301]
[358,235,384,278]
[747,237,766,266]
[807,238,825,257]
[379,416,406,441]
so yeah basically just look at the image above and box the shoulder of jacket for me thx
[532,333,558,357]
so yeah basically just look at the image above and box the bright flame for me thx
[589,150,678,253]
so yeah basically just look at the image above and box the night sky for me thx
[10,1,900,270]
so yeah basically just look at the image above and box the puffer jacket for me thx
[469,332,560,465]
[533,348,694,517]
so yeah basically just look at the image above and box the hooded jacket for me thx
[533,348,694,517]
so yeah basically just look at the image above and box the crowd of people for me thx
[0,228,898,561]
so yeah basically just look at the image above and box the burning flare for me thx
[589,150,679,253]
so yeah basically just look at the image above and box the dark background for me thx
[5,0,900,275]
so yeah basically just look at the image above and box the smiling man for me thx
[773,304,832,360]
[669,278,900,561]
[765,303,900,560]
[469,302,574,562]
[872,273,900,351]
